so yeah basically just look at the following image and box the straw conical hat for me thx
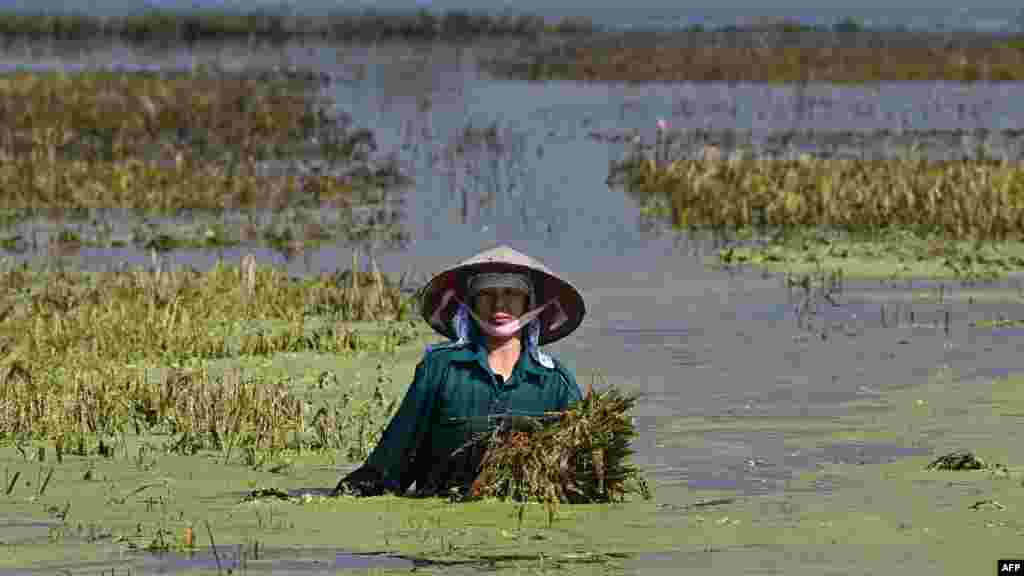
[420,245,585,345]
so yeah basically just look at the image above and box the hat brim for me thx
[420,247,585,346]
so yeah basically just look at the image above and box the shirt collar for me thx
[448,341,549,379]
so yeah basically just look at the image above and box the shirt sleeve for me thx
[363,357,439,494]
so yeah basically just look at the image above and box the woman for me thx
[335,245,586,497]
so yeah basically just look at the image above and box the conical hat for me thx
[420,245,585,346]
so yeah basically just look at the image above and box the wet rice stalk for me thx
[467,381,650,527]
[0,258,427,465]
[494,27,1024,83]
[0,65,414,260]
[0,68,409,212]
[603,127,1024,165]
[613,145,1024,242]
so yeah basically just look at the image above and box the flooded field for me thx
[1,33,1024,575]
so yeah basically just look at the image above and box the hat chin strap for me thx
[429,288,568,338]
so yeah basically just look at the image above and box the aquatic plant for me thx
[468,383,650,526]
[713,223,1024,281]
[926,450,987,471]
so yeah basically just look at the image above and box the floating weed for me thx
[715,226,1024,281]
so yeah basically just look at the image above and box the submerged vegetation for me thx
[714,226,1024,281]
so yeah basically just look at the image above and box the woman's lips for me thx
[491,314,515,323]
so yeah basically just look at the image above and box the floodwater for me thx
[3,37,1024,574]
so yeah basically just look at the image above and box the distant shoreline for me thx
[0,9,597,44]
[0,9,1018,45]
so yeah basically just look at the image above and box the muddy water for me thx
[3,38,1024,574]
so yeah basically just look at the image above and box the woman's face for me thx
[473,287,529,325]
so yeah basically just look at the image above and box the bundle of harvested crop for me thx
[467,385,650,514]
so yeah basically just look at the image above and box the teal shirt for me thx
[363,342,582,495]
